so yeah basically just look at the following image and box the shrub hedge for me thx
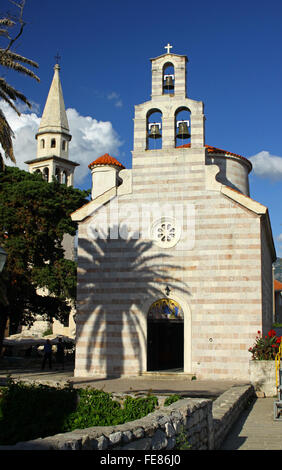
[0,380,159,445]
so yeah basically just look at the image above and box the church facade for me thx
[72,47,276,381]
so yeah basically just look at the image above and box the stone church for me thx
[72,46,276,381]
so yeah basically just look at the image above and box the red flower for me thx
[268,329,276,338]
[276,337,281,344]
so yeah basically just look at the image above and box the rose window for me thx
[157,222,175,242]
[151,217,181,248]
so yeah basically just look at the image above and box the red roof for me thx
[177,144,252,167]
[88,153,125,169]
[274,280,282,291]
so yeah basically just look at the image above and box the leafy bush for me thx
[0,381,159,445]
[122,395,158,422]
[164,394,182,406]
[0,379,77,445]
[248,330,282,360]
[63,390,158,431]
[62,388,123,430]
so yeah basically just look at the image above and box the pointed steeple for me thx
[39,64,70,134]
[26,62,79,186]
[35,63,71,159]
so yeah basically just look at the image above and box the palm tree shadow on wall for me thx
[76,224,191,377]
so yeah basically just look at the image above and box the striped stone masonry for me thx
[74,141,274,379]
[72,49,275,381]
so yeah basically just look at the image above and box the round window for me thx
[151,217,181,248]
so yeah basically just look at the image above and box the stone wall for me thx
[75,152,264,380]
[261,221,274,333]
[249,360,277,397]
[205,154,250,196]
[212,384,255,448]
[0,384,254,450]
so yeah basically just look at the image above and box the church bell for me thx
[148,123,162,139]
[176,120,190,139]
[163,74,174,91]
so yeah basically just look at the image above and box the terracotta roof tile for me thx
[88,153,125,169]
[177,144,252,167]
[274,279,282,291]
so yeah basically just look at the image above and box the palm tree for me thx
[0,4,40,170]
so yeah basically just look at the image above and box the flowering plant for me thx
[248,330,282,360]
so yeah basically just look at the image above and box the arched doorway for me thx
[147,298,184,372]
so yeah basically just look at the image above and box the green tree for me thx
[274,257,282,283]
[0,166,89,351]
[0,0,39,170]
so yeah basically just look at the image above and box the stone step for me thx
[141,370,195,380]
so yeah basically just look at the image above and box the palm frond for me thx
[0,29,9,37]
[0,108,16,166]
[0,18,15,27]
[0,53,40,82]
[0,49,39,69]
[0,77,31,110]
[0,90,21,115]
[0,5,39,170]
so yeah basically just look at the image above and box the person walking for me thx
[56,337,65,370]
[41,339,52,370]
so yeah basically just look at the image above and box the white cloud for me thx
[115,100,123,108]
[66,108,123,183]
[278,234,282,257]
[107,92,119,100]
[249,151,282,181]
[0,101,40,167]
[107,91,123,108]
[0,101,123,185]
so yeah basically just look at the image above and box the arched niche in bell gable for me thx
[62,170,68,185]
[55,167,61,183]
[43,167,49,182]
[162,62,175,95]
[175,106,191,148]
[146,108,163,150]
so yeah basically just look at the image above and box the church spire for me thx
[36,62,71,160]
[26,61,78,187]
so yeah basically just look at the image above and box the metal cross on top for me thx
[55,52,61,65]
[164,43,173,54]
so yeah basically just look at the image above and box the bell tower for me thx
[132,44,205,158]
[25,61,79,186]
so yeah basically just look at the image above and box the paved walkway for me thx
[0,363,237,397]
[220,397,282,450]
[1,362,282,450]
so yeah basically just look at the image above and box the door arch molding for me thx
[141,294,192,373]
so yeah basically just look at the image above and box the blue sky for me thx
[2,0,282,256]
